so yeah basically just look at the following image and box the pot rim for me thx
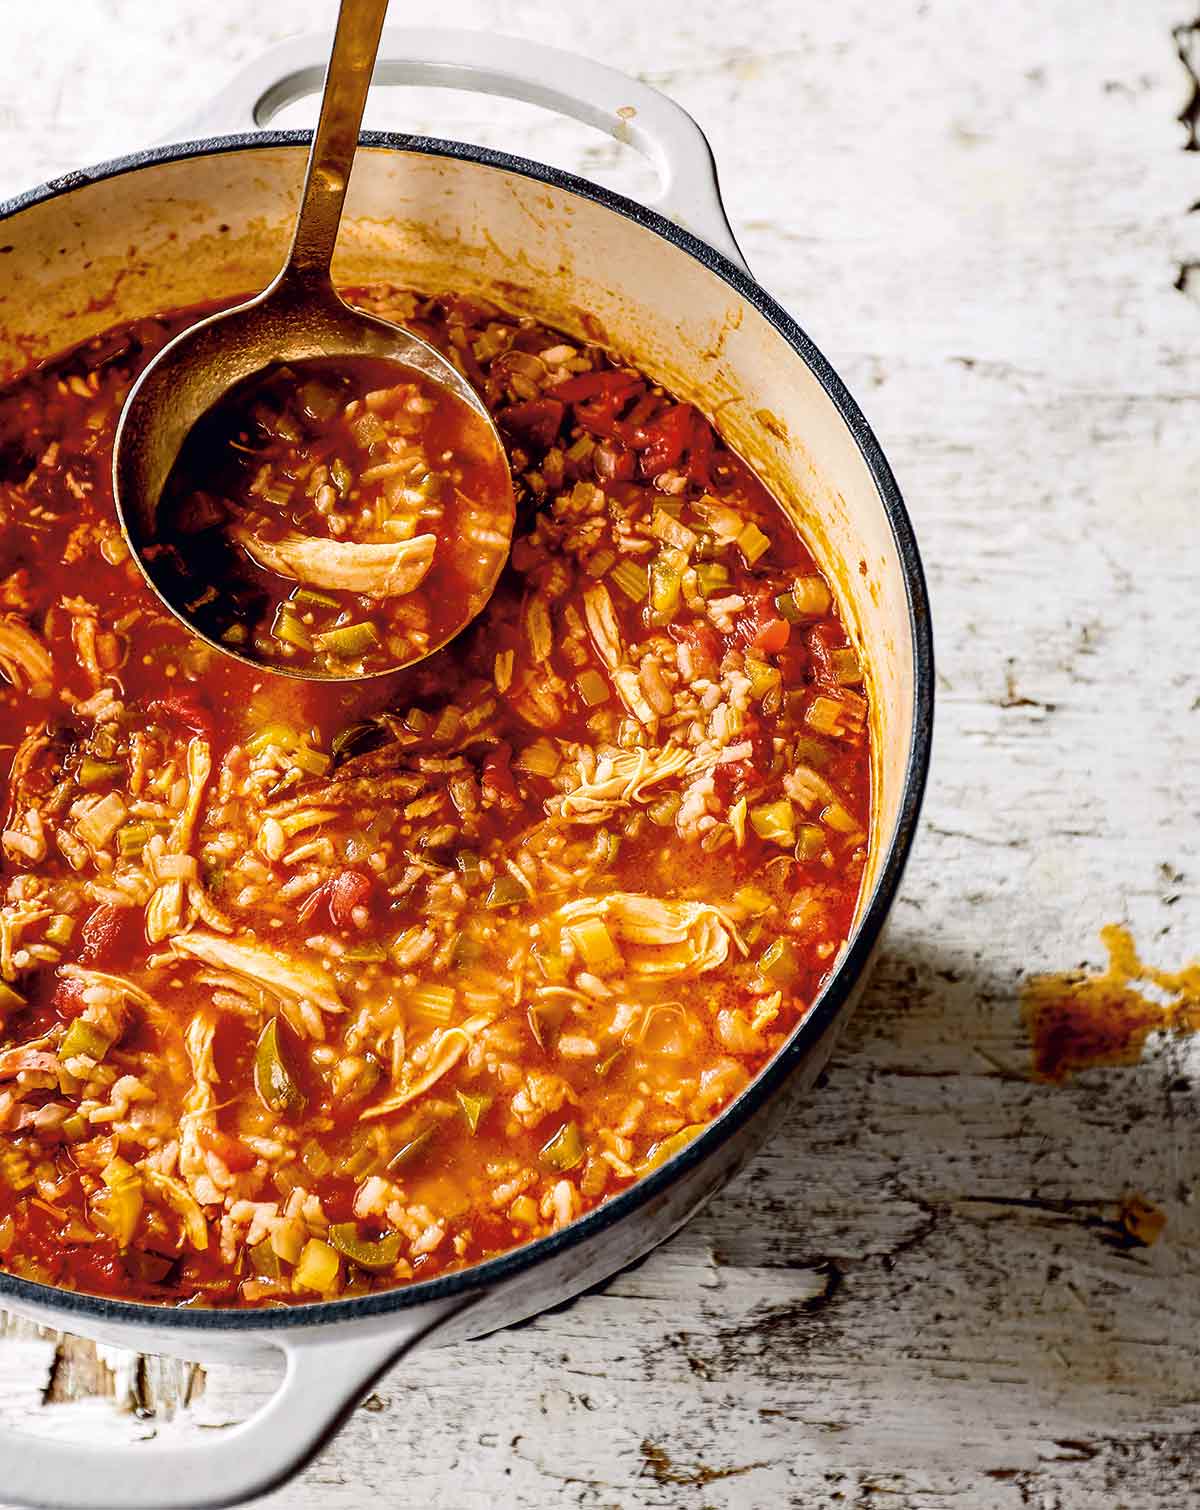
[0,129,934,1334]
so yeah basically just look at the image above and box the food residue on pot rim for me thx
[1021,923,1200,1082]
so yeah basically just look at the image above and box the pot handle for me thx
[0,1294,471,1510]
[167,26,750,273]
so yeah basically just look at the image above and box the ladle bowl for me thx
[112,0,513,681]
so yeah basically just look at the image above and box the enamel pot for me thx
[0,28,932,1509]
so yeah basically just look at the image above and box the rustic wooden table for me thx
[1,1,1197,1505]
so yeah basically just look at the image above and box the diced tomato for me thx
[481,741,519,809]
[738,589,791,656]
[553,370,644,438]
[553,371,641,401]
[712,759,756,803]
[687,412,715,488]
[195,1124,257,1172]
[300,869,373,930]
[497,398,564,451]
[147,694,213,738]
[51,975,88,1020]
[671,619,722,677]
[327,869,372,930]
[806,622,842,686]
[77,904,138,966]
[627,404,693,478]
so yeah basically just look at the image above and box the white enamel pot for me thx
[0,28,933,1510]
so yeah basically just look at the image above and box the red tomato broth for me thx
[0,285,870,1306]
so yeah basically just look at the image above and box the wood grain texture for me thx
[1,0,1198,1504]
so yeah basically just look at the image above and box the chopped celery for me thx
[749,800,796,847]
[789,577,833,618]
[577,669,610,706]
[411,983,456,1021]
[539,1121,585,1172]
[78,757,124,789]
[486,873,526,908]
[510,1194,538,1225]
[822,802,861,836]
[566,917,621,973]
[647,793,681,828]
[830,647,863,685]
[117,819,167,856]
[329,1222,404,1272]
[456,1090,492,1134]
[733,885,773,916]
[744,658,782,702]
[586,549,617,578]
[0,980,26,1012]
[44,914,75,947]
[290,743,331,777]
[695,562,730,598]
[61,1018,113,1062]
[736,522,771,565]
[249,1240,282,1279]
[293,1238,340,1293]
[301,1139,333,1178]
[805,696,845,738]
[60,1113,88,1141]
[759,937,800,983]
[795,823,827,861]
[271,606,313,651]
[514,738,560,778]
[455,850,482,883]
[342,943,387,962]
[532,946,568,983]
[610,559,649,602]
[649,548,687,620]
[291,585,340,610]
[314,621,380,659]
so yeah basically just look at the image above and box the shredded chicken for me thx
[172,932,344,1014]
[233,528,437,598]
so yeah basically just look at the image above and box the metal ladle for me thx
[112,0,513,680]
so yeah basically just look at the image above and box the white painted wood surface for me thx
[1,1,1198,1504]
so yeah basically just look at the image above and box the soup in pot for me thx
[0,287,870,1305]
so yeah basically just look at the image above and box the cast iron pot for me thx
[0,28,932,1509]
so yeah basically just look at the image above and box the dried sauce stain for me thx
[638,1441,765,1487]
[1022,924,1200,1082]
[1118,1191,1167,1247]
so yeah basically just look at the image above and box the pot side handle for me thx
[167,25,750,274]
[0,1295,470,1510]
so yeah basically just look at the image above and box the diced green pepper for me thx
[61,1018,113,1062]
[456,1091,492,1134]
[248,1240,283,1279]
[253,1018,306,1117]
[486,873,526,908]
[386,1124,437,1172]
[637,1124,704,1175]
[328,1222,404,1273]
[539,1121,585,1172]
[759,937,800,983]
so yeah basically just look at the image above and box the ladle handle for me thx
[282,0,388,288]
